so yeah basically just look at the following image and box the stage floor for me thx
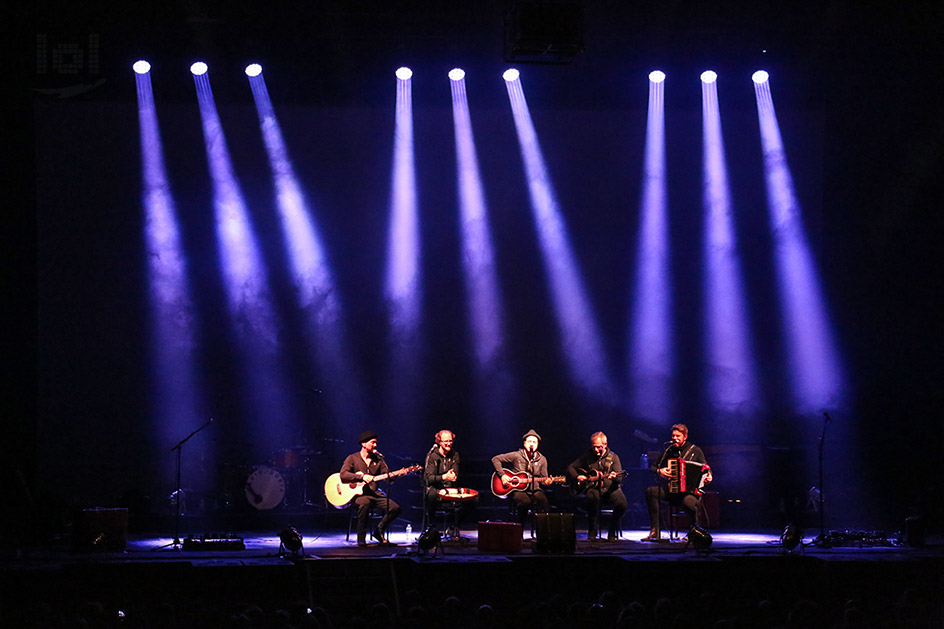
[7,523,941,564]
[3,525,942,627]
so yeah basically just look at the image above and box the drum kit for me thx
[242,446,321,510]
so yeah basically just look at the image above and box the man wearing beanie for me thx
[491,429,554,523]
[339,430,401,546]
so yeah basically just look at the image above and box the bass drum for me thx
[245,466,286,510]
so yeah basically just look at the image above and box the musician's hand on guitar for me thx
[443,469,457,482]
[542,476,554,486]
[362,474,374,483]
[576,474,588,483]
[501,473,513,487]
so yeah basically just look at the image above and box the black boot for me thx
[372,527,387,545]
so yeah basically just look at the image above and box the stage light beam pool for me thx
[504,72,613,401]
[754,75,846,412]
[701,74,761,425]
[628,71,675,422]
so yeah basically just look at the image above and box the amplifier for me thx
[73,508,128,552]
[534,512,575,554]
[477,521,522,552]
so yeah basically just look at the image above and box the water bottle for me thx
[405,523,412,544]
[640,453,649,470]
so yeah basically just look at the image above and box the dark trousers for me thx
[645,485,700,535]
[511,490,548,523]
[354,493,400,540]
[585,488,628,534]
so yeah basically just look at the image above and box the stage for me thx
[3,520,942,627]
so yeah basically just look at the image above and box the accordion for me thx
[668,459,711,496]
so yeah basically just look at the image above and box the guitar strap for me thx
[601,452,613,472]
[598,452,616,491]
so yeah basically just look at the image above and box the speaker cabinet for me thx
[73,508,128,551]
[534,512,575,554]
[477,521,523,552]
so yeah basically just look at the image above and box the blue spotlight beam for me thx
[193,71,298,455]
[383,72,425,435]
[136,69,210,488]
[504,75,613,402]
[451,74,516,444]
[628,76,675,422]
[247,71,367,433]
[754,79,846,413]
[701,77,762,424]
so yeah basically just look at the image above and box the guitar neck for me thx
[371,465,419,483]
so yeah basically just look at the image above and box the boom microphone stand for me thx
[154,417,214,551]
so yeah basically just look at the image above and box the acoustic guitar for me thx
[490,468,566,498]
[324,465,421,508]
[573,467,629,493]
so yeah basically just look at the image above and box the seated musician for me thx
[567,431,627,541]
[491,429,552,523]
[641,423,713,542]
[339,430,401,546]
[424,430,461,519]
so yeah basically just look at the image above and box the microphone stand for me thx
[421,446,435,534]
[525,450,537,533]
[813,413,830,545]
[155,417,213,551]
[377,453,393,544]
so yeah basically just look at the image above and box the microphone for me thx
[429,444,438,452]
[375,451,385,459]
